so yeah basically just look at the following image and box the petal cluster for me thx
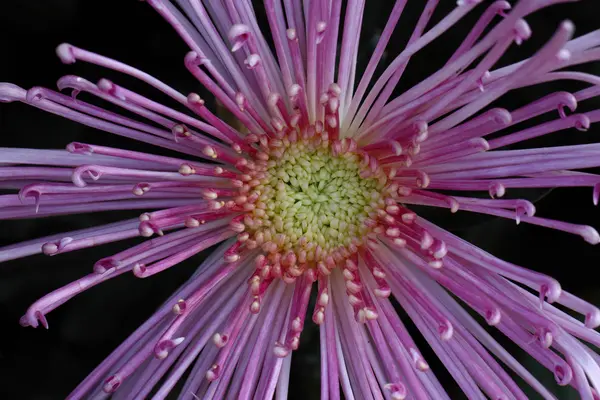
[1,0,600,399]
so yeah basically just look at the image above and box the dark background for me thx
[1,0,600,399]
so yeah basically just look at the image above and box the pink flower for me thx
[2,0,600,398]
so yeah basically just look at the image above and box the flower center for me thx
[231,131,391,277]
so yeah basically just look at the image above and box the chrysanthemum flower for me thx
[2,0,600,398]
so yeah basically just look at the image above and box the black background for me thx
[1,0,600,399]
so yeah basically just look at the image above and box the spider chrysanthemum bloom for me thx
[2,0,600,398]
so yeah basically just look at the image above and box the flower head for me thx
[2,0,600,398]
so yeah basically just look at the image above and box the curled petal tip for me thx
[556,48,571,63]
[513,19,532,45]
[21,310,48,329]
[56,75,90,92]
[244,54,261,69]
[103,375,121,393]
[66,142,93,154]
[491,1,511,12]
[212,333,228,348]
[579,226,600,245]
[286,28,297,41]
[585,309,600,329]
[537,329,553,348]
[72,165,102,187]
[172,299,187,315]
[557,92,578,118]
[316,21,327,44]
[439,321,453,341]
[56,43,76,64]
[154,338,183,359]
[187,92,204,106]
[273,343,290,358]
[472,137,489,151]
[205,364,220,381]
[485,308,502,326]
[25,87,46,103]
[96,78,119,97]
[132,263,147,277]
[93,259,118,274]
[268,92,281,107]
[409,348,429,371]
[132,183,151,196]
[184,51,204,66]
[42,237,73,256]
[384,383,407,400]
[554,363,573,386]
[228,24,251,52]
[41,242,59,255]
[491,108,512,126]
[235,92,246,111]
[224,253,240,263]
[416,171,430,189]
[18,184,42,209]
[488,182,505,198]
[560,20,575,35]
[574,114,590,131]
[541,280,562,304]
[516,199,536,217]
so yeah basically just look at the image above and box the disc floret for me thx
[232,132,390,278]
